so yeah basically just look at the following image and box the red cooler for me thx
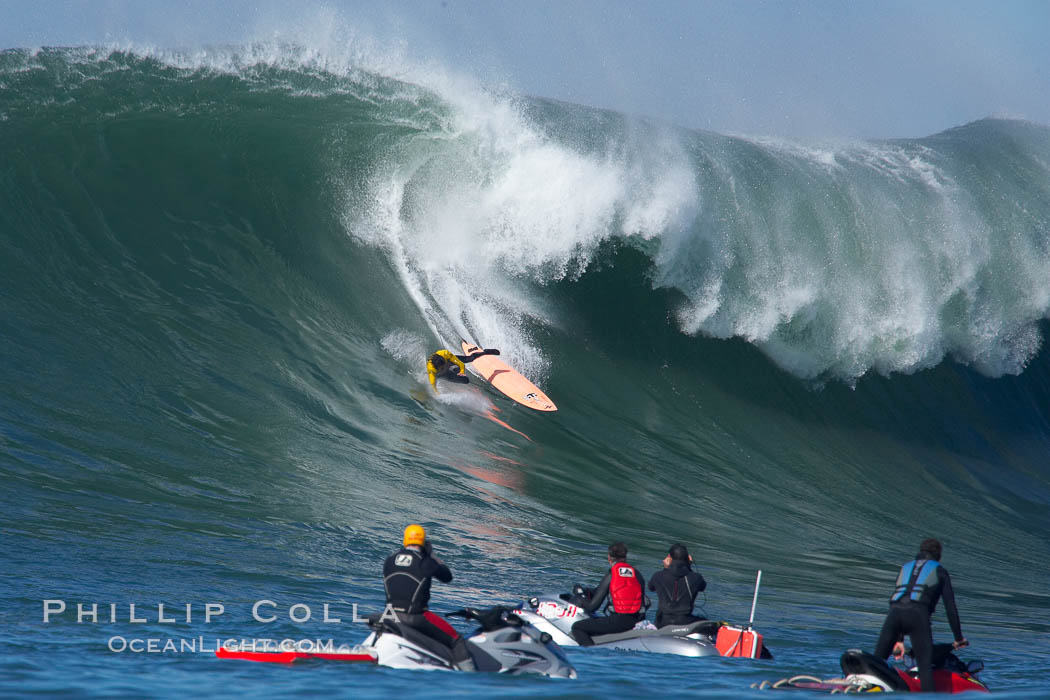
[715,624,765,658]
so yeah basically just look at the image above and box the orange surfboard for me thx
[461,341,557,412]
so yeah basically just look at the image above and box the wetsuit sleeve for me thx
[648,570,659,592]
[421,556,453,584]
[694,571,707,592]
[582,572,612,614]
[938,568,964,642]
[457,349,499,363]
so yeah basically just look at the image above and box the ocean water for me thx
[1,46,1049,697]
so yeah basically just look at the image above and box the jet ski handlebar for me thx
[445,606,525,631]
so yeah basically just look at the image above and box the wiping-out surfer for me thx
[426,348,500,391]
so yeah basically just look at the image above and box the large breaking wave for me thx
[6,45,1049,385]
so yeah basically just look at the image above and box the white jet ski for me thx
[360,606,577,678]
[514,592,726,656]
[515,575,772,659]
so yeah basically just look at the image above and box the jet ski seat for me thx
[840,649,910,691]
[589,627,659,645]
[590,619,724,645]
[368,615,457,664]
[656,620,723,637]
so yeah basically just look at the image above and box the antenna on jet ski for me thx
[747,570,762,629]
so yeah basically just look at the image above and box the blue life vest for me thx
[891,559,940,603]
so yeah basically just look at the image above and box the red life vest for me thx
[609,562,643,614]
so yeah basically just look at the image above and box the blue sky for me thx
[2,0,1048,139]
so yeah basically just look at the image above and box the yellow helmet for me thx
[403,524,426,547]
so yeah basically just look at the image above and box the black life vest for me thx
[609,562,643,614]
[891,559,940,605]
[383,547,433,614]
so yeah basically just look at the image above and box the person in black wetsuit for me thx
[873,538,968,692]
[383,524,474,669]
[570,542,646,646]
[648,543,707,628]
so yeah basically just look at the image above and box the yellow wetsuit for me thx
[426,350,467,390]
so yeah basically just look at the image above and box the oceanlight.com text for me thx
[107,637,358,654]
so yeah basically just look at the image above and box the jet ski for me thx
[754,646,989,693]
[360,606,577,679]
[514,590,771,658]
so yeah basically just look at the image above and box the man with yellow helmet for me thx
[426,347,500,391]
[383,524,473,668]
